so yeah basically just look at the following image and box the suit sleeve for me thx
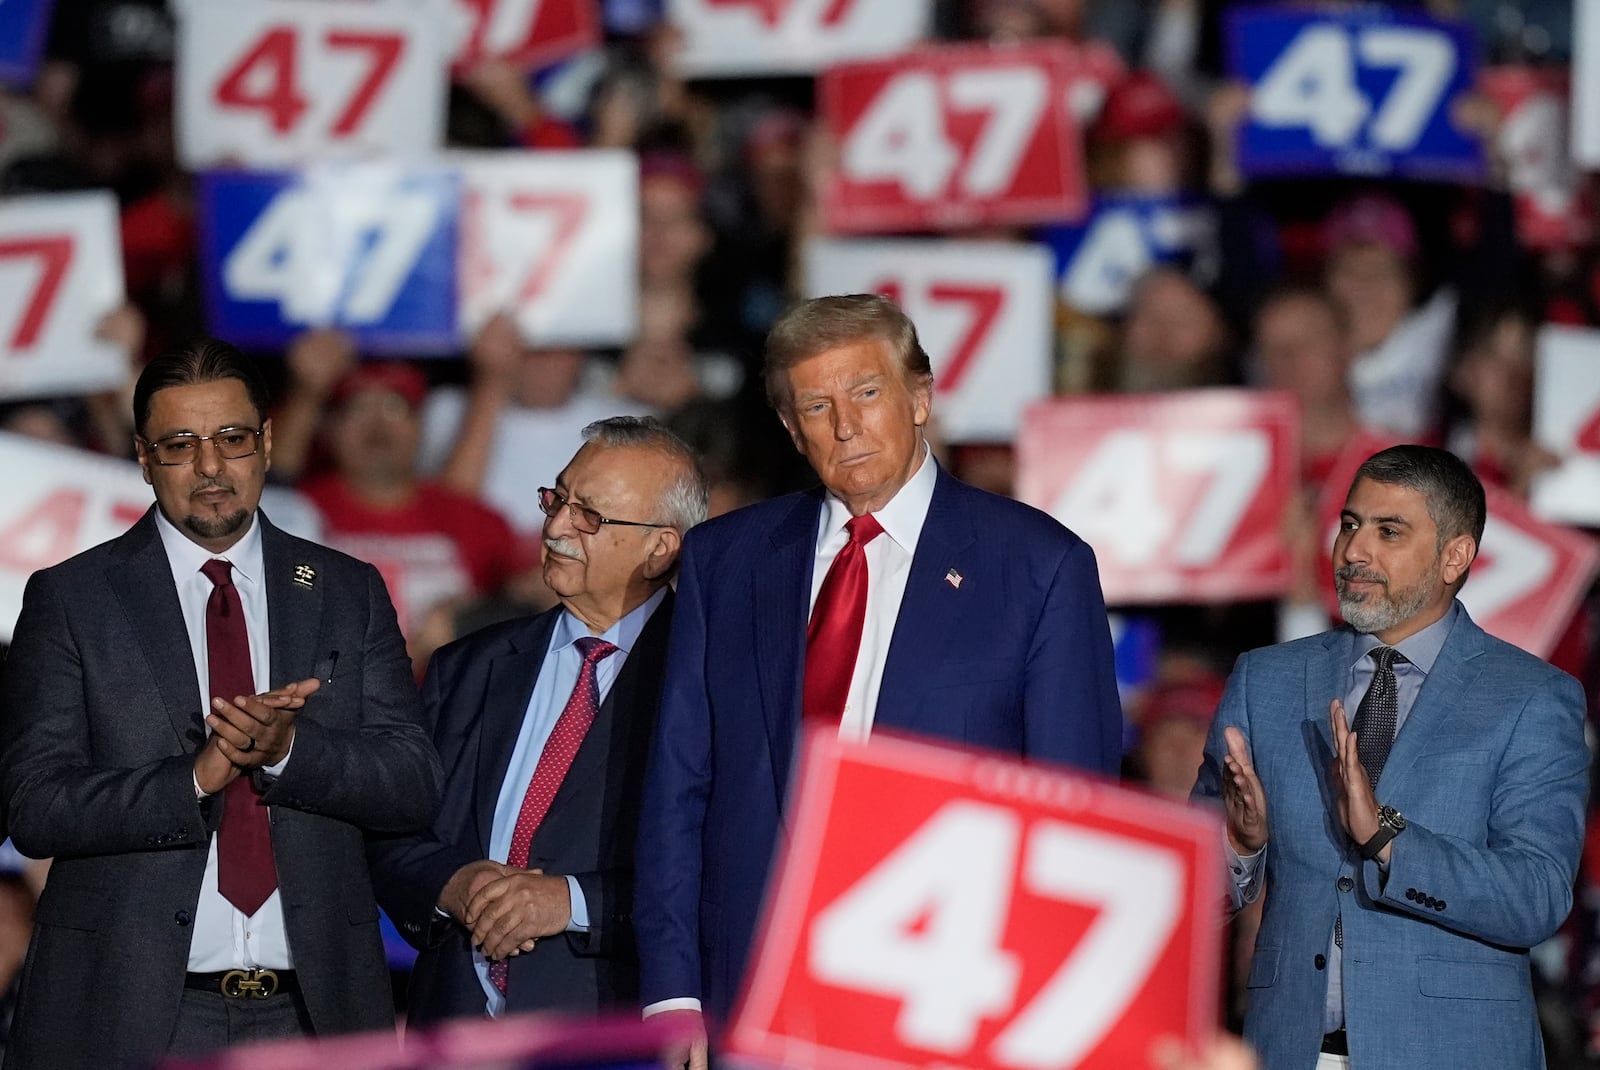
[1360,668,1589,948]
[1192,653,1258,913]
[1022,538,1123,776]
[0,569,211,861]
[633,534,715,1006]
[367,645,484,950]
[263,563,441,832]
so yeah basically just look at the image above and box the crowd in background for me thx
[1,0,1598,1064]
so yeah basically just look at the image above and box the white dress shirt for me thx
[155,509,293,971]
[808,443,937,742]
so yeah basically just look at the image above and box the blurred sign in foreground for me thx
[1016,391,1300,605]
[727,728,1221,1070]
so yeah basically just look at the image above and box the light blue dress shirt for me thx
[474,586,668,1016]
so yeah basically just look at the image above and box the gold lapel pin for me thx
[292,564,316,589]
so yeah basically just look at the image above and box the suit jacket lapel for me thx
[1378,610,1486,795]
[756,492,822,808]
[878,467,975,733]
[476,611,557,850]
[261,515,321,692]
[108,509,206,750]
[1306,630,1347,764]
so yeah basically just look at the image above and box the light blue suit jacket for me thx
[1194,604,1588,1070]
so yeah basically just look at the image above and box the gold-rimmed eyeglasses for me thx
[537,486,670,535]
[141,427,264,466]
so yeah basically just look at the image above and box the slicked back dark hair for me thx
[1353,445,1486,550]
[132,339,271,438]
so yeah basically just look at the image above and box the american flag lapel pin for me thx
[945,568,963,589]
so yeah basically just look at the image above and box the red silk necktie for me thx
[200,559,278,917]
[489,636,619,995]
[803,513,885,724]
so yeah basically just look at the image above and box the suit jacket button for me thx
[1436,900,1446,911]
[1314,954,1326,970]
[1406,888,1417,900]
[1337,876,1354,893]
[174,910,191,926]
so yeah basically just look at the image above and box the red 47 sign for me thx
[671,0,929,78]
[728,729,1221,1070]
[0,192,128,401]
[448,0,599,71]
[177,0,447,170]
[822,42,1088,234]
[456,150,638,346]
[1016,391,1300,605]
[804,237,1053,441]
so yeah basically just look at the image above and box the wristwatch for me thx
[1359,805,1407,860]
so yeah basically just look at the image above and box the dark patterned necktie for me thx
[489,636,619,996]
[200,559,278,916]
[1352,645,1405,789]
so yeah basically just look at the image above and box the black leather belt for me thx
[1321,1029,1349,1055]
[185,968,298,999]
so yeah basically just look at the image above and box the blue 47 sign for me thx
[1226,7,1484,182]
[199,167,460,354]
[0,0,55,86]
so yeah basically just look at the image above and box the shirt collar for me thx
[552,586,668,655]
[819,441,936,557]
[1349,599,1460,675]
[155,507,265,589]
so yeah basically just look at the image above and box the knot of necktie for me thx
[845,512,884,546]
[574,636,619,666]
[201,559,234,588]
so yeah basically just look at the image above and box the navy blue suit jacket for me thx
[634,465,1122,1020]
[369,596,671,1025]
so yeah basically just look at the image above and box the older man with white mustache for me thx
[370,416,708,1025]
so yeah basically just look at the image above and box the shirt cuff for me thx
[1226,840,1265,902]
[260,731,294,778]
[565,875,589,932]
[644,998,703,1017]
[194,770,207,800]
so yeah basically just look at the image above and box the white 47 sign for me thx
[177,0,447,169]
[0,192,128,401]
[804,238,1053,441]
[1016,391,1299,605]
[730,731,1220,1069]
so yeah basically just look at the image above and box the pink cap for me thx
[1323,193,1418,259]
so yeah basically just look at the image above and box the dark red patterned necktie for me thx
[489,636,619,995]
[200,559,277,917]
[803,513,884,724]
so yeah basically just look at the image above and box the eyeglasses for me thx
[537,486,670,535]
[141,427,264,466]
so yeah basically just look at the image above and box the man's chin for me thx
[183,510,250,543]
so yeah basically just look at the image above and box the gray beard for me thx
[1336,573,1436,635]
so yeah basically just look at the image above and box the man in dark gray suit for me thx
[369,417,706,1025]
[0,340,442,1069]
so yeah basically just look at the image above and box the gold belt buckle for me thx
[220,968,279,999]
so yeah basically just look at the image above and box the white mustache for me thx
[545,536,586,562]
[1335,565,1385,586]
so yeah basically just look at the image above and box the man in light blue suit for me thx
[635,294,1123,1068]
[1195,445,1589,1070]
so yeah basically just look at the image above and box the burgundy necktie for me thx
[803,513,885,724]
[489,636,619,994]
[200,559,277,917]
